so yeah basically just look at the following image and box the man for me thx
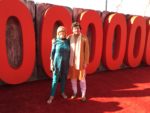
[68,22,90,101]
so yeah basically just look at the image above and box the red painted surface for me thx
[103,13,127,70]
[78,10,103,74]
[144,19,150,65]
[0,0,35,84]
[0,1,149,84]
[126,16,146,67]
[40,6,72,77]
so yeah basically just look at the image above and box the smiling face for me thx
[58,30,66,39]
[72,26,81,35]
[57,26,66,39]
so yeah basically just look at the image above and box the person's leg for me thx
[60,70,68,98]
[51,73,60,96]
[60,61,69,98]
[47,73,59,104]
[79,77,86,101]
[60,75,65,93]
[71,79,77,99]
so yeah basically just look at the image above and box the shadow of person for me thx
[43,97,123,113]
[67,99,123,113]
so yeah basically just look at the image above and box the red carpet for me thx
[1,67,150,113]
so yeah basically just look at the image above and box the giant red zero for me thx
[143,19,150,65]
[78,10,103,74]
[0,0,149,84]
[126,16,146,67]
[40,6,72,77]
[103,13,127,70]
[0,0,35,84]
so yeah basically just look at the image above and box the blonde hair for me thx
[57,26,66,37]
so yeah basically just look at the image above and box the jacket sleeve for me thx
[84,37,90,65]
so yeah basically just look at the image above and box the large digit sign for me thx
[0,0,149,84]
[0,0,35,84]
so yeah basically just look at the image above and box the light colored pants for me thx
[71,77,86,97]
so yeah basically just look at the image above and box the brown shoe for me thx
[81,97,86,102]
[70,94,77,99]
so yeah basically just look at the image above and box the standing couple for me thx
[47,22,90,104]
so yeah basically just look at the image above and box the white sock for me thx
[71,79,77,95]
[80,77,86,98]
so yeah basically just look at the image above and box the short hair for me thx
[56,26,66,37]
[71,22,81,29]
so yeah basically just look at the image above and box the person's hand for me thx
[50,63,54,71]
[50,59,54,71]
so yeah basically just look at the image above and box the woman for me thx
[68,22,90,102]
[47,26,70,104]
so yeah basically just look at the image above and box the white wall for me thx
[33,0,150,16]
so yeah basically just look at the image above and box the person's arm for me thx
[50,39,56,71]
[50,58,54,71]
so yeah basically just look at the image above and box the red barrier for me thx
[78,10,103,74]
[40,6,72,77]
[126,16,146,67]
[103,13,127,70]
[0,0,35,84]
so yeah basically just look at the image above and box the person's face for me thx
[72,26,81,35]
[58,29,66,39]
